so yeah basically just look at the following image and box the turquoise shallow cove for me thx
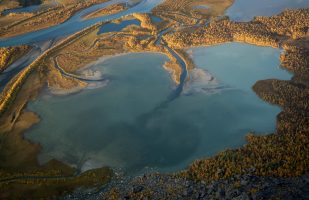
[26,43,291,174]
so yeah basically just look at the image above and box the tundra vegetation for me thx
[0,0,109,38]
[162,8,309,183]
[0,24,113,199]
[83,3,128,20]
[0,46,30,73]
[0,0,20,13]
[0,0,308,198]
[102,8,309,199]
[152,0,234,25]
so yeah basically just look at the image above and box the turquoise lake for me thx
[26,43,291,174]
[226,0,309,21]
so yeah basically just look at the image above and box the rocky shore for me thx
[64,173,309,199]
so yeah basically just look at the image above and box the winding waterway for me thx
[0,0,163,47]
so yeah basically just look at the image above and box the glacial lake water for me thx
[150,15,162,23]
[226,0,309,22]
[98,19,140,35]
[0,0,163,47]
[26,43,291,174]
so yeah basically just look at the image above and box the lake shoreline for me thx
[0,1,308,198]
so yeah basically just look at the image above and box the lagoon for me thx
[26,43,291,174]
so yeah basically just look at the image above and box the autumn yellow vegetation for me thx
[0,2,308,198]
[0,46,30,73]
[83,3,127,20]
[0,0,109,38]
[153,0,234,25]
[186,132,309,181]
[173,9,309,182]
